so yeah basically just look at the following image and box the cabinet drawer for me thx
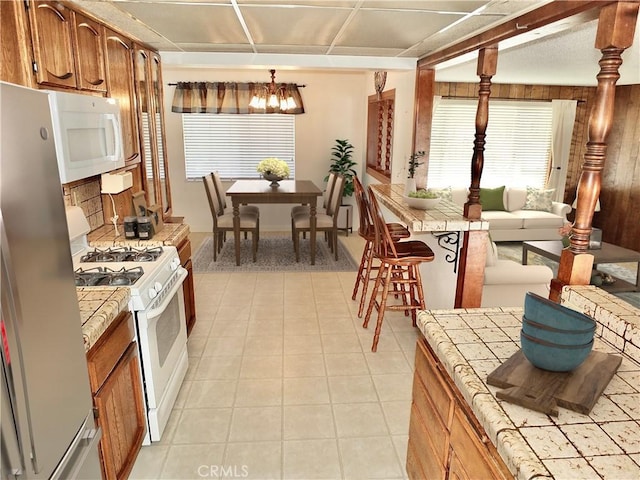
[450,407,512,480]
[86,311,135,392]
[177,238,191,266]
[414,339,454,427]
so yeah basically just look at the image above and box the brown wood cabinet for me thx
[0,0,34,87]
[177,237,196,336]
[105,29,140,165]
[407,338,513,480]
[86,310,145,480]
[28,1,106,92]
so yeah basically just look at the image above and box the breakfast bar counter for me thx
[411,286,640,479]
[370,184,488,309]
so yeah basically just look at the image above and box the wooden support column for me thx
[464,47,497,220]
[456,47,497,308]
[550,1,639,301]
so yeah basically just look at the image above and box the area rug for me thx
[193,235,359,272]
[497,241,640,309]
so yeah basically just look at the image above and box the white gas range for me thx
[67,206,188,445]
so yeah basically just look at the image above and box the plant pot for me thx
[405,178,416,195]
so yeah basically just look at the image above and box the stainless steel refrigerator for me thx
[1,82,102,479]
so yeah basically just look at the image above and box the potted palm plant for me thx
[326,139,357,197]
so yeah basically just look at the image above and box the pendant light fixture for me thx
[249,69,297,111]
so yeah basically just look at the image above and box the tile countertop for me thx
[87,222,190,248]
[416,286,640,480]
[370,184,488,233]
[77,287,130,353]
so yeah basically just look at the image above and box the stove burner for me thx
[80,246,163,263]
[74,266,145,286]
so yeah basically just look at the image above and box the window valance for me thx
[171,81,305,114]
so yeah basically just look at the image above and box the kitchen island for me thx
[409,286,640,479]
[370,184,488,309]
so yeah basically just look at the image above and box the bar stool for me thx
[351,176,410,318]
[363,187,435,352]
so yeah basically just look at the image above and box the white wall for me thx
[162,67,417,232]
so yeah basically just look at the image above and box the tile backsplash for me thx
[62,178,104,230]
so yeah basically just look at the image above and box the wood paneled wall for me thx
[434,81,639,251]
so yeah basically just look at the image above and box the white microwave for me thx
[47,90,124,184]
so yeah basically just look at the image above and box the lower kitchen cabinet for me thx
[407,338,512,480]
[177,236,196,336]
[86,310,145,480]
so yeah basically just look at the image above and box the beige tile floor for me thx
[129,232,420,480]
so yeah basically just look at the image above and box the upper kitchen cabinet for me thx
[134,46,172,218]
[28,0,106,92]
[0,0,34,87]
[105,29,140,166]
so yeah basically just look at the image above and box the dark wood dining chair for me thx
[291,172,336,241]
[363,186,435,352]
[202,174,259,262]
[351,175,410,318]
[291,174,345,262]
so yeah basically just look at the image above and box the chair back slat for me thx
[323,172,337,209]
[353,175,373,236]
[202,174,222,219]
[211,171,227,213]
[367,186,399,259]
[326,174,345,218]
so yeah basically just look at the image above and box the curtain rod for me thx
[168,82,306,87]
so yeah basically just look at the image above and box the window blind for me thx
[428,99,553,188]
[182,114,295,180]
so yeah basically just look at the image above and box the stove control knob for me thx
[148,288,158,299]
[154,281,163,292]
[170,258,180,271]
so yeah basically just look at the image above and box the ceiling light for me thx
[250,69,297,112]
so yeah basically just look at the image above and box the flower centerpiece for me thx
[257,157,290,186]
[559,222,572,247]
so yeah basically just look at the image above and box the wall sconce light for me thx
[249,69,297,111]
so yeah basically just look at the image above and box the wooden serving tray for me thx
[487,350,621,416]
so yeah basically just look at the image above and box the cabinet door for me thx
[105,29,140,165]
[134,47,157,209]
[72,11,106,92]
[150,53,172,218]
[1,0,34,87]
[94,342,146,480]
[29,0,76,88]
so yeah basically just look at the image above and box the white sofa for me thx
[450,187,572,242]
[482,240,554,308]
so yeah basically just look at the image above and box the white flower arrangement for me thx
[256,157,290,178]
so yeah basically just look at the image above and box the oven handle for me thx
[145,267,188,319]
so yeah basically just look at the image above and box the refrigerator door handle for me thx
[49,417,102,480]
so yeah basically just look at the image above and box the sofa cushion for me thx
[451,188,469,207]
[515,210,566,229]
[522,186,555,212]
[481,211,524,229]
[480,186,506,211]
[505,188,527,211]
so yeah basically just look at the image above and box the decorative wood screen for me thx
[366,89,395,183]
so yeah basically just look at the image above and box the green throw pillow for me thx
[479,186,505,211]
[523,186,554,212]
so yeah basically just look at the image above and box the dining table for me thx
[226,179,323,266]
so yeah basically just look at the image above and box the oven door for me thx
[135,267,188,442]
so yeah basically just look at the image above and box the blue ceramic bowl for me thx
[524,292,596,331]
[520,330,593,372]
[522,316,595,346]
